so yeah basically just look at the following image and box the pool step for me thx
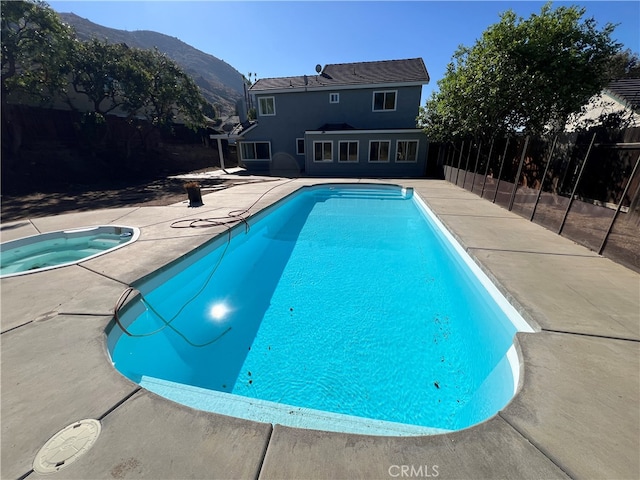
[87,237,123,249]
[139,375,450,437]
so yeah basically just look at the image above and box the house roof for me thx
[564,78,640,131]
[606,78,640,110]
[250,58,429,93]
[315,123,356,131]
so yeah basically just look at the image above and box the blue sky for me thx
[47,1,640,104]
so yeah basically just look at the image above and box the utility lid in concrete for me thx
[33,419,101,474]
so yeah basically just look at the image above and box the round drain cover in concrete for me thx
[33,419,101,474]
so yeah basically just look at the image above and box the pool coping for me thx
[1,177,638,479]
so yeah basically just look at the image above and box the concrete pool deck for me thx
[1,178,638,479]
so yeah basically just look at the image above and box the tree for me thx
[63,41,209,148]
[64,39,134,117]
[419,2,622,141]
[1,0,74,158]
[606,49,640,79]
[1,0,74,106]
[123,47,209,130]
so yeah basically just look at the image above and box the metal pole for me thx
[461,141,473,188]
[530,135,558,221]
[448,143,455,182]
[480,137,495,198]
[454,141,465,186]
[470,140,483,193]
[508,136,530,211]
[445,143,453,182]
[492,137,510,204]
[598,153,640,254]
[558,132,597,235]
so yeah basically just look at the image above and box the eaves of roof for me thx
[250,81,428,95]
[605,78,640,111]
[250,58,429,93]
[305,128,424,135]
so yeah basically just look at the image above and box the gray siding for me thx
[240,85,427,175]
[305,131,428,177]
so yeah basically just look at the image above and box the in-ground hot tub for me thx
[0,225,140,278]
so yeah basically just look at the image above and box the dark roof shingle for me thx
[606,78,640,110]
[250,58,429,92]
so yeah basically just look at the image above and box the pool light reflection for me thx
[209,302,230,322]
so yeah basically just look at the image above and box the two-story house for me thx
[238,58,430,177]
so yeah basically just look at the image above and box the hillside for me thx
[58,12,245,117]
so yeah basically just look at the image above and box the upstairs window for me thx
[372,90,397,111]
[296,138,305,155]
[329,92,340,103]
[258,96,276,116]
[396,140,419,162]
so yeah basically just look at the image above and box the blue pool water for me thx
[109,184,533,435]
[1,225,139,278]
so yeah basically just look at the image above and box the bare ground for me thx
[0,176,226,222]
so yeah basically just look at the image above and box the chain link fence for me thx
[436,127,640,272]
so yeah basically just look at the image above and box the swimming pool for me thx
[1,225,140,278]
[108,184,534,435]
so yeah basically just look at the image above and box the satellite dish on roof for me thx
[315,64,322,73]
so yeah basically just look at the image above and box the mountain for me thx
[58,12,245,117]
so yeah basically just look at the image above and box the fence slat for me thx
[454,141,465,186]
[508,136,530,211]
[492,138,510,204]
[480,138,495,197]
[470,140,482,192]
[598,153,640,254]
[461,141,473,188]
[558,132,597,235]
[530,135,558,221]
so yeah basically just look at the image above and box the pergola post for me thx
[216,138,225,171]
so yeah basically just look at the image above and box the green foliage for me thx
[64,41,209,130]
[3,0,210,134]
[606,49,640,79]
[1,0,74,105]
[419,2,622,141]
[65,39,133,115]
[126,47,209,130]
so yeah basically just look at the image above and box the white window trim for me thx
[240,141,272,162]
[372,90,397,112]
[338,140,359,163]
[396,139,419,163]
[296,138,305,155]
[329,92,340,104]
[313,140,333,163]
[368,140,391,163]
[258,96,276,116]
